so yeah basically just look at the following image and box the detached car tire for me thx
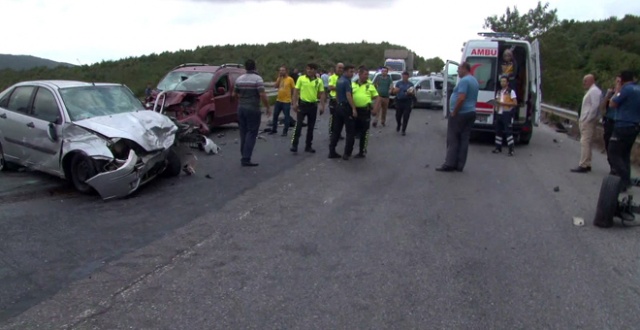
[593,175,621,228]
[162,148,182,178]
[71,154,97,194]
[0,142,7,172]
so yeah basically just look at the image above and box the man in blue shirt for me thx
[606,70,640,193]
[329,65,357,160]
[436,62,479,172]
[393,71,415,135]
[600,75,620,154]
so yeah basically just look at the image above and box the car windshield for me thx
[60,85,144,121]
[157,71,214,92]
[409,78,421,85]
[385,61,404,72]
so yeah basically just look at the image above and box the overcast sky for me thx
[1,0,638,66]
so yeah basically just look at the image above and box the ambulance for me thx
[442,32,542,144]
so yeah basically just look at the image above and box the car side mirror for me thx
[415,85,422,90]
[47,122,59,142]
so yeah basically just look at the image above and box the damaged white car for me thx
[0,80,211,200]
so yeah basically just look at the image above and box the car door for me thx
[416,79,431,104]
[24,87,64,173]
[442,60,460,117]
[213,74,232,122]
[0,86,37,163]
[530,39,542,125]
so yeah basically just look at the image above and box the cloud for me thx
[188,0,396,7]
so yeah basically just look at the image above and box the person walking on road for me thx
[290,63,326,154]
[607,70,640,192]
[571,74,602,173]
[270,65,296,136]
[351,67,380,158]
[492,75,518,156]
[328,63,344,140]
[393,71,415,136]
[329,65,357,160]
[321,69,331,94]
[232,59,271,167]
[436,62,479,172]
[373,67,393,128]
[600,75,621,155]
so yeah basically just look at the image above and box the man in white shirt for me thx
[571,74,602,173]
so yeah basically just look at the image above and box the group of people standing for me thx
[232,58,482,174]
[573,71,640,194]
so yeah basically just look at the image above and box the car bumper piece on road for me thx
[85,149,167,200]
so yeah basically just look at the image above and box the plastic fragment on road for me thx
[554,186,560,192]
[573,217,584,226]
[200,137,221,155]
[258,135,267,141]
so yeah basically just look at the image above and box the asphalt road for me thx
[2,108,640,329]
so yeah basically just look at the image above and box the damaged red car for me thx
[145,63,245,134]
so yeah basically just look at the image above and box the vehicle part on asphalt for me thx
[591,175,640,227]
[573,217,584,226]
[554,186,560,192]
[594,175,621,227]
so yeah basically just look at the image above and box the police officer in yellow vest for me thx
[291,63,326,153]
[328,63,344,140]
[493,75,518,156]
[350,66,380,158]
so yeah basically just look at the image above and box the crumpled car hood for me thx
[73,111,178,151]
[161,91,203,107]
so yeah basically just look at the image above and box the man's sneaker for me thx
[570,166,591,173]
[492,148,502,154]
[268,131,277,135]
[290,147,298,153]
[372,121,378,128]
[355,153,366,159]
[342,154,350,161]
[508,150,514,157]
[305,147,316,153]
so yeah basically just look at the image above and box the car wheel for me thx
[593,175,621,228]
[162,148,182,178]
[0,142,6,172]
[71,153,97,194]
[206,113,216,131]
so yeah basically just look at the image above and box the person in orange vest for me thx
[492,75,518,156]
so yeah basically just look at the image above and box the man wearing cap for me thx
[329,65,357,160]
[350,67,380,158]
[291,63,326,153]
[392,71,415,136]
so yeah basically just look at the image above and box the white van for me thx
[442,32,542,144]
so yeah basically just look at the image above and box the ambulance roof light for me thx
[477,31,522,39]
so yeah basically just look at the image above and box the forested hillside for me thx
[538,15,640,109]
[0,40,434,97]
[0,54,74,71]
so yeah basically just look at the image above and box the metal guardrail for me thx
[541,102,640,145]
[540,103,578,121]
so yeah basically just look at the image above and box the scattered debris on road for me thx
[555,122,568,133]
[573,217,585,226]
[553,139,559,143]
[217,133,225,138]
[258,135,267,141]
[554,186,560,192]
[425,164,430,168]
[205,174,213,179]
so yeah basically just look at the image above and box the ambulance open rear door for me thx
[530,39,542,126]
[442,60,460,118]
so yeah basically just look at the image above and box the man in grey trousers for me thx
[232,59,271,167]
[436,62,479,172]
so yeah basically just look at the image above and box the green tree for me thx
[422,57,445,74]
[483,1,558,40]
